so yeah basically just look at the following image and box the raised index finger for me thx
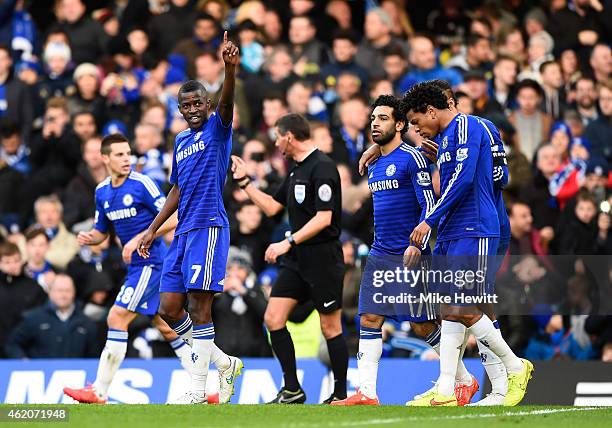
[223,31,228,44]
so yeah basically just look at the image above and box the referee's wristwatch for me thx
[286,234,297,247]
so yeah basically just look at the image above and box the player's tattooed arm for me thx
[219,30,240,126]
[138,185,180,258]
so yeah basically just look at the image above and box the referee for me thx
[231,113,348,404]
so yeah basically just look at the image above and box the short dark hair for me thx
[178,80,206,98]
[0,242,20,259]
[101,133,129,155]
[516,78,543,97]
[467,33,490,48]
[72,110,95,121]
[274,113,311,141]
[539,60,559,75]
[0,119,20,139]
[372,95,407,129]
[332,29,358,45]
[196,12,217,23]
[429,79,456,104]
[575,189,597,208]
[402,81,449,113]
[383,43,406,59]
[263,92,288,107]
[0,43,10,56]
[24,224,49,243]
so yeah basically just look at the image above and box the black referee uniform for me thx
[271,149,344,313]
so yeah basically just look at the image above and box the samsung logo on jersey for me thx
[176,141,206,163]
[369,179,399,192]
[107,207,138,221]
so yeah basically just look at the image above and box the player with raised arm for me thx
[63,133,190,404]
[330,95,480,406]
[405,81,533,407]
[137,32,242,405]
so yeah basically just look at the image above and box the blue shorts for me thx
[432,237,499,302]
[115,264,161,315]
[160,227,229,293]
[358,253,437,322]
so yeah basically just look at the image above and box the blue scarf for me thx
[340,127,365,162]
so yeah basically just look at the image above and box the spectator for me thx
[325,0,352,31]
[67,62,106,129]
[0,44,33,142]
[230,201,271,274]
[490,55,518,113]
[426,0,470,51]
[0,119,29,175]
[23,224,56,291]
[0,242,47,357]
[460,70,503,117]
[33,195,79,270]
[446,33,494,76]
[71,111,97,144]
[37,41,75,119]
[245,46,296,125]
[540,61,568,120]
[212,247,272,357]
[508,201,548,256]
[584,80,612,163]
[497,26,526,68]
[574,76,599,126]
[310,122,333,155]
[369,79,395,102]
[147,0,196,59]
[237,20,264,74]
[547,0,603,57]
[554,191,609,255]
[523,144,562,232]
[0,120,27,229]
[382,44,408,95]
[262,7,283,45]
[288,15,326,75]
[132,123,169,189]
[582,157,610,205]
[321,30,369,91]
[355,8,407,80]
[331,96,370,179]
[57,0,108,64]
[235,139,282,196]
[398,35,462,93]
[259,93,288,142]
[520,30,555,82]
[63,136,106,230]
[286,80,326,122]
[20,97,81,226]
[509,79,553,161]
[173,13,222,79]
[125,26,156,70]
[5,273,99,358]
[560,49,582,93]
[589,44,611,85]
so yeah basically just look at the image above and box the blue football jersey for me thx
[94,171,167,266]
[478,117,511,242]
[368,143,436,255]
[171,110,232,235]
[426,113,500,241]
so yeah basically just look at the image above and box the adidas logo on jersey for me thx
[141,302,148,309]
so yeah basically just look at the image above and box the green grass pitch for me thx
[1,405,611,428]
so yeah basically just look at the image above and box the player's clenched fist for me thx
[221,31,240,65]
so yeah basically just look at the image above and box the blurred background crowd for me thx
[0,0,610,364]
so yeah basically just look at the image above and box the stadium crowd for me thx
[0,0,611,364]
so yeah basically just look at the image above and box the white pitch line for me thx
[329,406,603,427]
